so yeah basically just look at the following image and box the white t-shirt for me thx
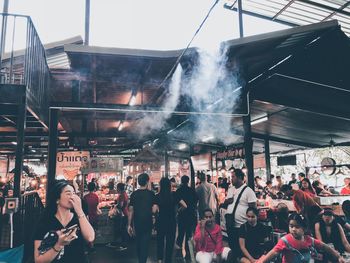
[226,184,257,228]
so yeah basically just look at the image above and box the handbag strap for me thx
[205,228,217,245]
[231,185,248,219]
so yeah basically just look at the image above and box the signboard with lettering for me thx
[81,157,123,173]
[56,151,90,180]
[216,145,245,160]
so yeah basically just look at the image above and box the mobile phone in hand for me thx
[63,224,78,234]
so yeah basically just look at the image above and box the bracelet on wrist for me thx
[53,245,62,253]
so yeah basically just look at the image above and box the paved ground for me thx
[88,238,189,263]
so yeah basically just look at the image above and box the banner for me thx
[216,145,245,160]
[56,151,90,180]
[81,157,123,173]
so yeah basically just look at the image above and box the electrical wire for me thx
[149,0,220,103]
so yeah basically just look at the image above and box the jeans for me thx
[157,223,176,263]
[176,214,196,258]
[226,226,240,259]
[114,216,128,246]
[135,229,152,263]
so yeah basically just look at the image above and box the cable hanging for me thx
[150,0,220,103]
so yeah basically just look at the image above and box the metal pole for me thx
[47,109,59,201]
[189,145,195,188]
[13,89,26,246]
[72,80,81,103]
[237,0,244,38]
[2,0,9,13]
[164,148,169,178]
[243,114,254,189]
[85,0,90,45]
[10,213,13,248]
[0,0,9,78]
[264,139,271,181]
[14,91,26,198]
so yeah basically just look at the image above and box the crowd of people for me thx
[32,168,350,263]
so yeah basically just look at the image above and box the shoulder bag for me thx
[224,185,248,230]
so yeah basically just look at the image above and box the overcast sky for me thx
[5,0,289,50]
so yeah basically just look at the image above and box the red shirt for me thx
[83,192,99,223]
[341,187,350,195]
[194,223,223,255]
[115,192,129,217]
[273,233,322,263]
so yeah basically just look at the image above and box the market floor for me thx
[88,239,189,263]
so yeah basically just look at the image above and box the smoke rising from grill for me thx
[182,44,242,145]
[133,43,242,146]
[133,64,183,137]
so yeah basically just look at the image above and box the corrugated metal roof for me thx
[224,0,350,36]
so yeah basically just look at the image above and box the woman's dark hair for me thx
[126,176,132,183]
[288,212,308,229]
[159,177,171,196]
[158,177,173,207]
[246,207,259,216]
[87,182,96,192]
[45,180,71,216]
[312,180,320,188]
[117,183,125,192]
[301,178,315,194]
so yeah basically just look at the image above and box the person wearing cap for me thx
[315,209,350,256]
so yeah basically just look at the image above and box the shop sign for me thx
[81,157,123,173]
[216,146,244,160]
[56,151,90,180]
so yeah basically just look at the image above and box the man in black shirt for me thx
[174,175,198,258]
[128,173,157,263]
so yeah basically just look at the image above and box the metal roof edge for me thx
[63,44,195,58]
[223,20,339,48]
[43,36,83,50]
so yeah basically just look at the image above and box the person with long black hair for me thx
[34,180,95,263]
[154,177,186,263]
[315,209,350,255]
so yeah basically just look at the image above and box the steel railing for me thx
[18,191,45,262]
[0,13,50,123]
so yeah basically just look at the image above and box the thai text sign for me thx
[216,146,245,160]
[81,157,123,173]
[56,151,90,180]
